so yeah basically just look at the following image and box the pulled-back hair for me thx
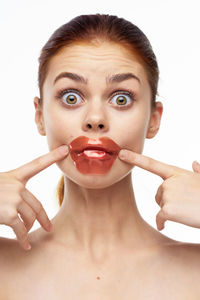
[37,13,159,207]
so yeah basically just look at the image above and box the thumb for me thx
[192,161,200,173]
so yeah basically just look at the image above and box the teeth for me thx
[83,150,106,158]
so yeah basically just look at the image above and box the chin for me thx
[56,157,133,189]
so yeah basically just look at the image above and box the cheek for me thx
[116,111,149,154]
[43,110,75,150]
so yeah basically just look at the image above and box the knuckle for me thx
[15,181,25,193]
[14,225,28,240]
[20,231,28,242]
[155,194,159,205]
[14,196,24,206]
[0,208,15,225]
[161,189,171,203]
[161,181,167,190]
[162,204,174,218]
[30,211,36,219]
[20,232,28,243]
[7,171,22,184]
[9,198,23,212]
[8,213,20,225]
[35,202,44,215]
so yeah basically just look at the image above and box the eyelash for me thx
[55,88,135,109]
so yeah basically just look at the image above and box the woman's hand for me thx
[119,149,200,231]
[0,145,69,251]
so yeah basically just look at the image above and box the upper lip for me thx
[68,136,121,155]
[79,145,114,154]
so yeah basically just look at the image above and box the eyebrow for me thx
[53,72,141,85]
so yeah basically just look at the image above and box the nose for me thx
[82,106,109,133]
[83,118,108,132]
[87,122,104,129]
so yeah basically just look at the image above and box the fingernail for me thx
[26,244,31,250]
[119,150,127,159]
[59,145,69,154]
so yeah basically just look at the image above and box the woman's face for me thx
[34,41,162,188]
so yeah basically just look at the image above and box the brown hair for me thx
[37,13,159,207]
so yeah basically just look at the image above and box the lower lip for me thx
[70,149,118,174]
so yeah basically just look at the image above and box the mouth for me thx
[77,146,114,155]
[67,136,121,174]
[69,136,121,156]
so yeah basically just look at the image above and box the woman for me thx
[1,13,200,298]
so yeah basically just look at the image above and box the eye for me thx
[56,89,82,106]
[55,88,135,108]
[110,90,135,108]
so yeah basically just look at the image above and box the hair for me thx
[37,13,159,207]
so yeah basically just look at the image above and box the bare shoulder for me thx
[0,235,32,255]
[0,237,18,295]
[157,239,200,294]
[0,236,28,269]
[0,230,42,268]
[0,231,44,293]
[160,239,200,264]
[0,236,17,260]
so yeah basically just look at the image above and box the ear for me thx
[146,101,163,139]
[34,96,46,136]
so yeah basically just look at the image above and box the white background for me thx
[0,0,200,243]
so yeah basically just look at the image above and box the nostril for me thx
[86,124,104,129]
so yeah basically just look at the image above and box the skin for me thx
[1,39,200,299]
[1,40,200,299]
[33,40,168,264]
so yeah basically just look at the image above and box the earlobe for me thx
[37,122,46,136]
[146,125,158,139]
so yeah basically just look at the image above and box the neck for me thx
[51,173,157,262]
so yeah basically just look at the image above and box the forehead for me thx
[44,41,148,86]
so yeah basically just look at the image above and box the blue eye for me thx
[56,89,82,106]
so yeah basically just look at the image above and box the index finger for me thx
[12,145,69,184]
[119,150,188,180]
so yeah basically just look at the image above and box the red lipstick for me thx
[68,136,121,174]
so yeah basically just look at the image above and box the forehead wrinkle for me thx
[48,46,144,88]
[56,54,138,65]
[52,43,140,65]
